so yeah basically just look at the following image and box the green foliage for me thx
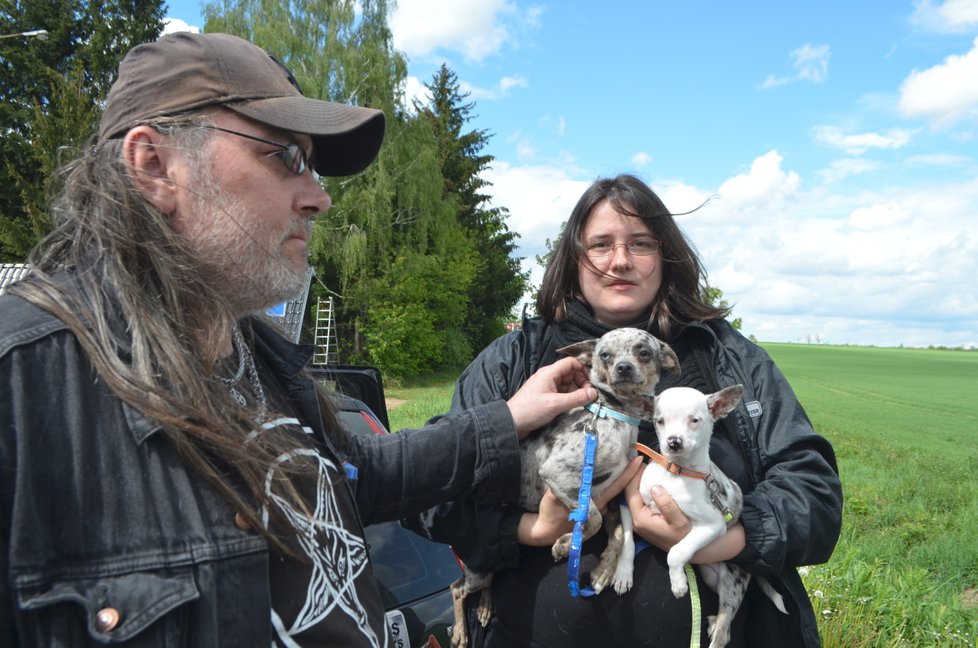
[362,251,476,376]
[0,0,165,261]
[205,1,528,378]
[419,64,528,351]
[703,285,741,330]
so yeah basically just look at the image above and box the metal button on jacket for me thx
[234,511,253,530]
[95,607,120,632]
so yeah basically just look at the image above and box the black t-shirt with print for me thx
[256,364,390,647]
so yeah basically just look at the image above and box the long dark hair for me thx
[11,118,342,551]
[536,173,728,340]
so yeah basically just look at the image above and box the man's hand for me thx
[506,356,595,439]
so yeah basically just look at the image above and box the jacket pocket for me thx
[16,568,199,645]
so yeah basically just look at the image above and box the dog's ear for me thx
[556,339,597,367]
[707,384,744,420]
[659,341,682,374]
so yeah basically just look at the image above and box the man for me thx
[0,32,595,646]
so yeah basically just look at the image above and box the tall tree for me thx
[0,0,166,261]
[204,0,479,376]
[419,64,528,352]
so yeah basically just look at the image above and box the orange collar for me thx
[634,442,709,481]
[634,442,735,523]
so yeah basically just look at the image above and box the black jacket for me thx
[408,311,842,647]
[0,289,521,646]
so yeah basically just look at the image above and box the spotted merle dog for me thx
[450,327,679,647]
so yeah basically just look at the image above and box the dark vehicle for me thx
[315,367,459,648]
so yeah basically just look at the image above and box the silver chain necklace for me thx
[219,323,268,422]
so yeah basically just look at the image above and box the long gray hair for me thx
[12,120,337,550]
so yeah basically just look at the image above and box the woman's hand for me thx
[623,465,745,563]
[506,356,595,439]
[517,456,643,546]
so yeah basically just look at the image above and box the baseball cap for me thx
[98,32,386,177]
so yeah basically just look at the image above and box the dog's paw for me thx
[612,569,633,595]
[669,569,689,599]
[551,533,571,561]
[707,614,732,648]
[589,565,613,594]
[611,565,633,596]
[475,604,492,627]
[450,621,468,648]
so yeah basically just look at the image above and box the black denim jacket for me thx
[0,291,520,646]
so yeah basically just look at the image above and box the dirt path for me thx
[386,397,407,410]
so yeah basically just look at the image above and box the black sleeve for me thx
[401,332,530,572]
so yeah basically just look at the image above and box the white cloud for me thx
[399,75,430,112]
[162,18,200,35]
[482,152,978,348]
[904,153,972,165]
[481,162,590,299]
[499,75,528,93]
[537,115,566,137]
[459,75,527,101]
[761,44,831,88]
[817,158,882,183]
[898,36,978,127]
[716,150,800,208]
[390,0,516,62]
[910,0,978,32]
[554,116,566,136]
[631,152,651,168]
[812,126,915,154]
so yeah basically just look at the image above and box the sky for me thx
[163,1,978,348]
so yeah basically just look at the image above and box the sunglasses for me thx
[197,125,316,178]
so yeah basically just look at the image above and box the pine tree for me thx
[419,64,528,351]
[0,1,165,261]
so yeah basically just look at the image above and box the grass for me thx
[384,344,978,647]
[385,368,456,431]
[763,343,978,648]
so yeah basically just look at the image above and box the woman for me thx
[408,174,842,647]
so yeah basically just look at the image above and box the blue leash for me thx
[567,424,598,597]
[567,403,643,598]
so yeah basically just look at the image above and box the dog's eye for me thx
[599,351,612,362]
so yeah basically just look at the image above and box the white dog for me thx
[618,385,786,648]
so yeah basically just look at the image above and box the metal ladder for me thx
[313,297,339,366]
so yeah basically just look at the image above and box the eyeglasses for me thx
[197,125,315,178]
[584,238,661,259]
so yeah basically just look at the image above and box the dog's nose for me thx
[667,436,683,451]
[615,362,634,377]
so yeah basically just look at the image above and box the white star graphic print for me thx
[259,417,384,648]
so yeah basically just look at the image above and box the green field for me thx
[388,344,978,647]
[762,343,978,647]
